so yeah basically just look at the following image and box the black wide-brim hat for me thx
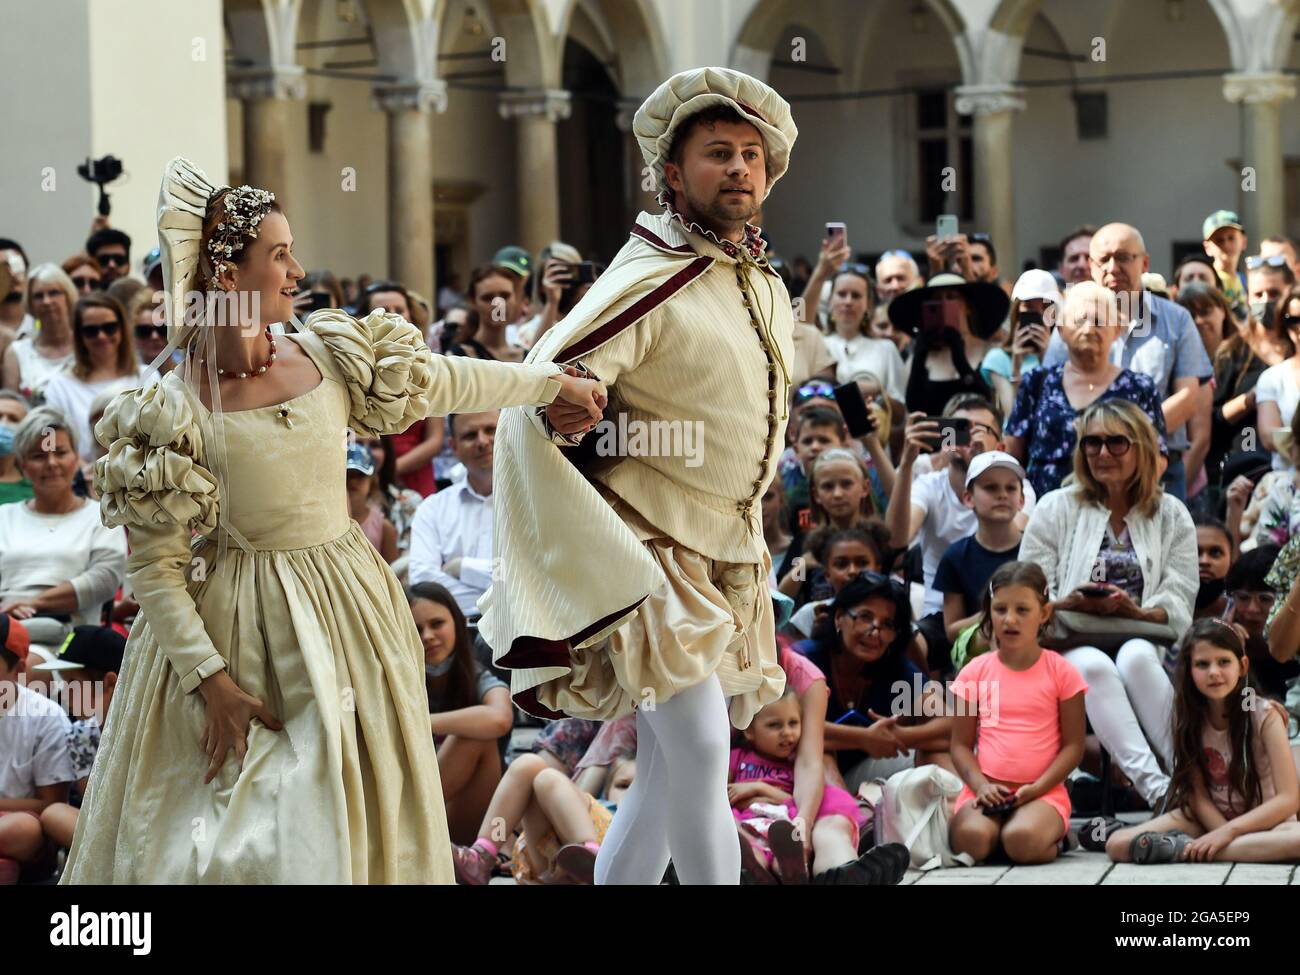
[888,272,1011,340]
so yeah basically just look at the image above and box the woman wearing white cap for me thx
[982,269,1060,419]
[59,158,606,885]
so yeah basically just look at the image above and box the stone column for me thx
[616,107,658,220]
[954,84,1025,275]
[376,81,447,300]
[1224,72,1297,243]
[499,88,571,257]
[228,67,306,210]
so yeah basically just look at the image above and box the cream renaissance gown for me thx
[61,309,564,884]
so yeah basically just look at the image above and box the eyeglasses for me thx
[1228,590,1276,608]
[838,262,870,276]
[1280,314,1300,332]
[79,322,120,339]
[71,275,100,291]
[1080,434,1132,456]
[879,249,913,262]
[795,381,836,404]
[94,252,128,267]
[843,607,898,637]
[1246,254,1289,271]
[135,324,165,341]
[969,233,991,244]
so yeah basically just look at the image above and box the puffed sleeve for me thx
[305,308,565,436]
[94,377,226,693]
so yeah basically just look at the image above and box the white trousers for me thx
[594,674,740,885]
[1064,640,1174,805]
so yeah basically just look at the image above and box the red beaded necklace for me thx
[198,327,278,379]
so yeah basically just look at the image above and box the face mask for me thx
[425,657,454,678]
[0,424,13,457]
[1195,577,1226,611]
[1250,300,1271,323]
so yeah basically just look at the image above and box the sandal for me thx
[737,829,778,885]
[554,842,599,884]
[1131,830,1193,865]
[1078,816,1123,853]
[767,820,809,884]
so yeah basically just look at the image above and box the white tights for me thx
[594,674,740,885]
[1064,640,1175,806]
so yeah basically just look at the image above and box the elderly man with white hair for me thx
[1042,222,1213,502]
[875,249,921,304]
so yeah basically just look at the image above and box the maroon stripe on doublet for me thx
[629,223,695,254]
[557,255,712,362]
[497,598,649,719]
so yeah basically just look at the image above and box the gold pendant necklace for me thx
[1069,363,1099,392]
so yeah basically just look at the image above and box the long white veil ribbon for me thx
[154,157,303,570]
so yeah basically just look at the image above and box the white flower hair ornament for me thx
[206,185,276,280]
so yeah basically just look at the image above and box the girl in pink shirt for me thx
[949,561,1087,864]
[1107,618,1300,864]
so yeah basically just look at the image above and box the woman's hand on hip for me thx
[197,670,283,784]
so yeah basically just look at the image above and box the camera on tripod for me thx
[78,155,124,216]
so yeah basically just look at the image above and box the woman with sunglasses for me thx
[42,294,148,462]
[794,572,953,794]
[61,254,104,296]
[1005,282,1167,498]
[1020,399,1198,816]
[128,289,173,375]
[1253,284,1300,472]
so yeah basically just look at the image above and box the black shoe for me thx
[813,843,909,885]
[875,842,911,883]
[1078,816,1123,852]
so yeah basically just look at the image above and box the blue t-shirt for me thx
[981,346,1039,381]
[932,534,1022,616]
[794,636,922,774]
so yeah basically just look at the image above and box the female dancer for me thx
[60,158,603,883]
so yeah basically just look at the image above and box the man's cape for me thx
[477,210,717,718]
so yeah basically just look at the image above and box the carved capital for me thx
[227,65,307,101]
[1223,72,1296,105]
[954,84,1026,117]
[498,88,572,122]
[374,80,448,114]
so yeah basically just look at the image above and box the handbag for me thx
[1041,608,1178,653]
[868,765,974,871]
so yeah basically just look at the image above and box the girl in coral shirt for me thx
[949,561,1086,864]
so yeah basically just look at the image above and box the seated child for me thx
[933,451,1026,669]
[33,625,125,850]
[1107,618,1300,864]
[784,523,889,638]
[949,562,1087,866]
[0,617,74,883]
[730,687,909,886]
[451,720,636,885]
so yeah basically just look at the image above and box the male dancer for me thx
[481,69,905,885]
